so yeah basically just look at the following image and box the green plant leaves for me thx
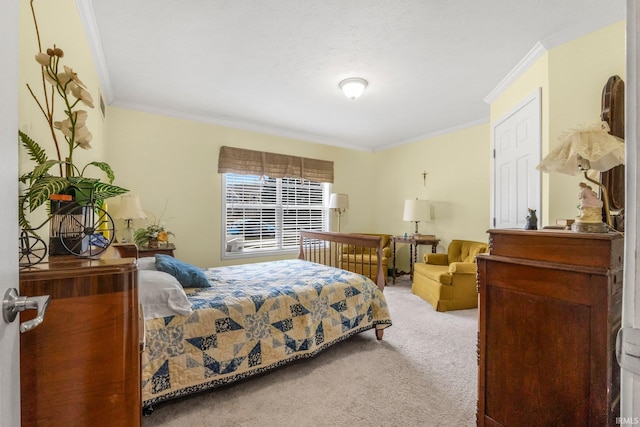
[19,130,48,165]
[82,161,116,184]
[18,130,129,232]
[28,176,70,211]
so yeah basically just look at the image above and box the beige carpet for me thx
[142,277,478,427]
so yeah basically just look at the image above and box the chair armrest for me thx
[448,262,477,274]
[382,247,391,257]
[424,253,449,265]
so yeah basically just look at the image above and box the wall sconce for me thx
[339,77,368,100]
[328,193,349,232]
[114,194,147,243]
[403,199,431,236]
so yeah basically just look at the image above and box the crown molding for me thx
[76,0,114,103]
[110,100,375,152]
[483,42,547,105]
[484,14,625,105]
[375,117,490,152]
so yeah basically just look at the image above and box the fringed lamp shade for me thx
[536,121,624,230]
[537,122,624,175]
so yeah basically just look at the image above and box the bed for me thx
[120,231,392,414]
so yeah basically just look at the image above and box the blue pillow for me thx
[154,254,211,288]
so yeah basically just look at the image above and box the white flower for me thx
[35,52,50,66]
[74,125,93,149]
[70,84,94,108]
[62,65,86,88]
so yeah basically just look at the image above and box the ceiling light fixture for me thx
[339,77,368,100]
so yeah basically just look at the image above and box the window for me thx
[223,173,330,257]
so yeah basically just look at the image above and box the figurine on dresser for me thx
[572,181,608,232]
[524,208,538,230]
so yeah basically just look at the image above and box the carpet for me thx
[142,276,478,427]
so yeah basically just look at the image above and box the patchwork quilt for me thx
[141,259,392,407]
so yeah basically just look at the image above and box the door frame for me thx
[622,0,640,418]
[0,0,21,425]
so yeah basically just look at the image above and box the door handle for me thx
[2,288,51,333]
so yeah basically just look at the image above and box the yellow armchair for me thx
[412,239,488,312]
[339,233,391,284]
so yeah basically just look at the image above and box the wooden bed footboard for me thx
[298,230,386,291]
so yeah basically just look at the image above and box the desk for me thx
[392,235,440,284]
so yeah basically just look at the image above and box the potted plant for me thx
[134,222,175,249]
[19,1,127,241]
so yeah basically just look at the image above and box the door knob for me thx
[2,288,51,333]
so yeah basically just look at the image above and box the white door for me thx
[621,0,640,419]
[492,88,542,229]
[0,0,20,426]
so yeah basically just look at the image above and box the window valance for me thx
[217,146,334,183]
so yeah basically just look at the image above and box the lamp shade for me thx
[339,77,368,100]
[403,199,431,222]
[536,122,624,175]
[328,193,349,210]
[115,194,147,220]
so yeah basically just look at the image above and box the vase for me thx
[148,238,159,249]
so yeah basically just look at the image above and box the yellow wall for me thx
[18,0,109,232]
[106,107,376,267]
[546,21,626,222]
[372,124,491,269]
[489,21,625,226]
[17,2,625,269]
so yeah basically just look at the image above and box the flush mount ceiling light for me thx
[339,77,368,100]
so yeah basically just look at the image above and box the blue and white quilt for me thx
[141,259,392,407]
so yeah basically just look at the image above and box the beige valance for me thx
[217,146,334,183]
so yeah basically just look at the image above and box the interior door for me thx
[0,0,20,425]
[492,88,542,229]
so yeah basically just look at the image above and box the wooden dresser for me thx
[19,255,140,426]
[476,229,623,426]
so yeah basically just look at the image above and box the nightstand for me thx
[138,243,176,257]
[391,235,440,283]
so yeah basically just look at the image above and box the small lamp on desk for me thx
[403,199,431,237]
[114,194,147,243]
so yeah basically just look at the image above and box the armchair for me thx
[412,239,488,312]
[339,233,391,285]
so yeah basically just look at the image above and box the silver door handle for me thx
[2,288,51,333]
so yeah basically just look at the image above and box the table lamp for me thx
[328,193,349,232]
[536,121,624,232]
[115,194,147,243]
[403,199,431,236]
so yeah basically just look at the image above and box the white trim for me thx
[622,0,639,419]
[76,0,114,103]
[111,100,374,153]
[484,42,547,104]
[484,14,625,105]
[376,117,490,151]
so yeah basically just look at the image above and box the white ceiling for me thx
[83,0,625,152]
